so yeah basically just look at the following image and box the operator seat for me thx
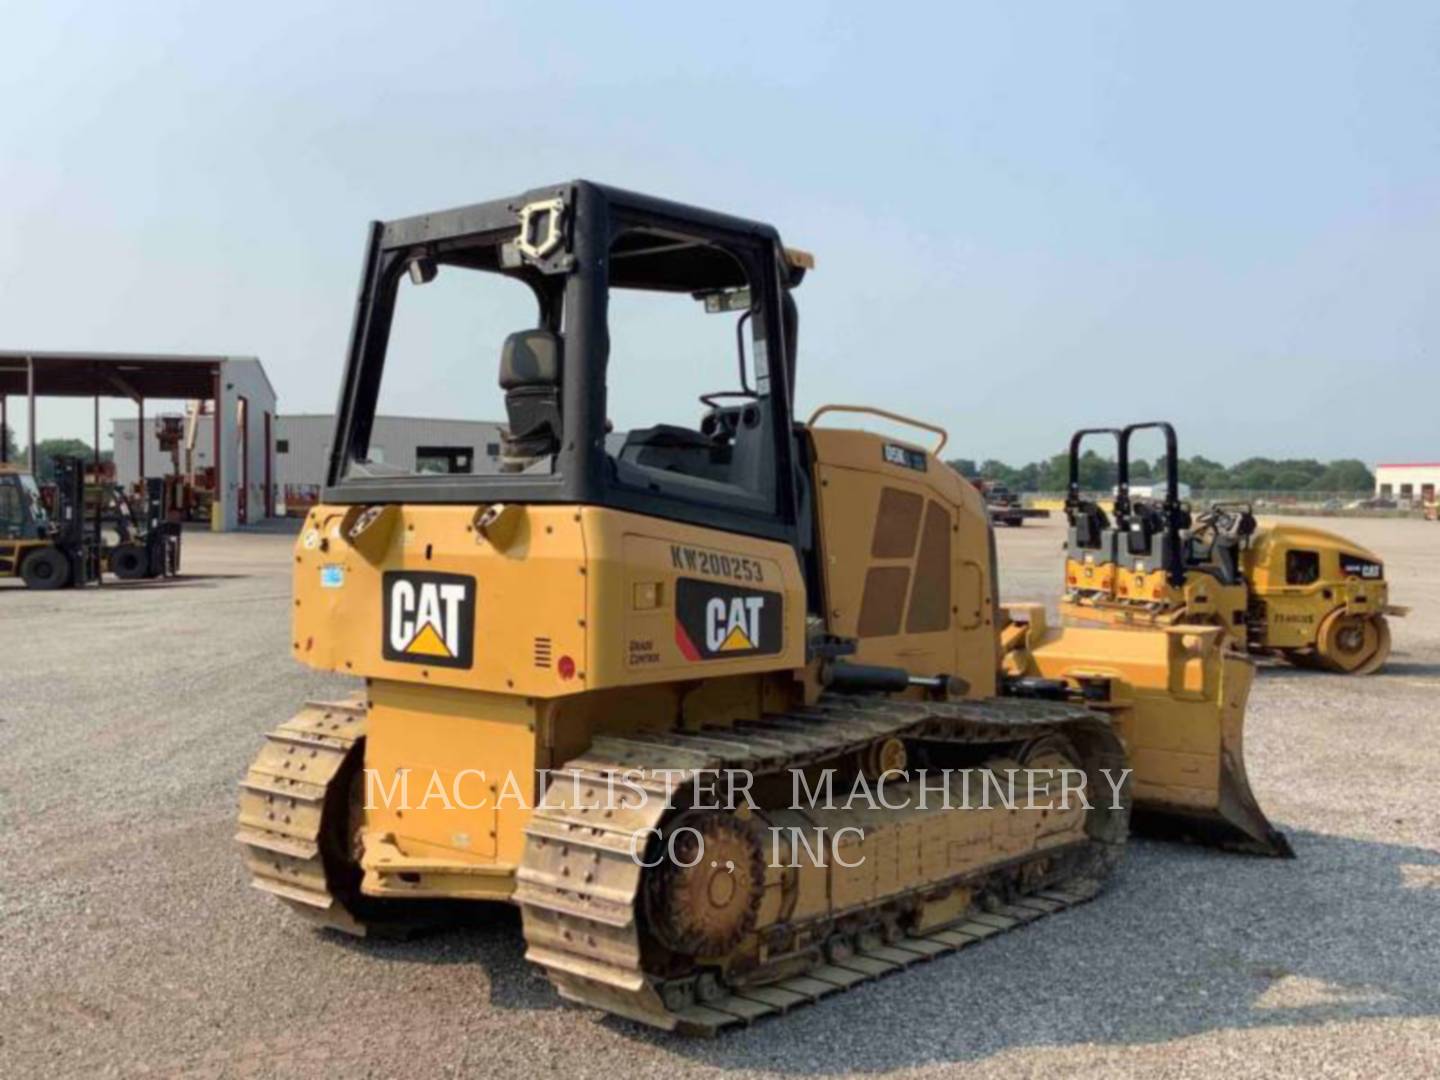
[1069,501,1110,549]
[1202,509,1255,587]
[1126,501,1161,557]
[499,330,562,469]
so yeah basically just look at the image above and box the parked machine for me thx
[154,407,217,523]
[238,183,1289,1035]
[1061,422,1403,674]
[979,480,1049,527]
[0,457,180,588]
[0,457,98,588]
[106,477,182,580]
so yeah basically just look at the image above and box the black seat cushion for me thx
[500,330,562,390]
[498,330,562,464]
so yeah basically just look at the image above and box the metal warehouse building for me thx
[4,351,276,531]
[116,413,505,513]
[1375,463,1440,506]
[272,415,505,508]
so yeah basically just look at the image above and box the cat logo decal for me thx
[674,578,782,661]
[382,571,476,669]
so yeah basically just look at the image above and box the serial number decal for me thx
[1273,612,1316,624]
[668,544,766,584]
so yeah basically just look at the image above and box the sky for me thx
[1,1,1436,466]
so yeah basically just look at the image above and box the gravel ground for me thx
[1,516,1436,1078]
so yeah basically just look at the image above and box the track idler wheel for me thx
[646,813,765,959]
[1019,735,1089,840]
[1313,611,1392,675]
[861,736,908,779]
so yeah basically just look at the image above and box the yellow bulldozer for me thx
[1061,423,1403,674]
[238,183,1290,1035]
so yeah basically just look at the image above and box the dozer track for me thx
[236,696,371,935]
[516,694,1129,1034]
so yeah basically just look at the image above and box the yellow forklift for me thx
[95,475,183,580]
[1061,422,1403,673]
[0,456,97,588]
[0,457,180,588]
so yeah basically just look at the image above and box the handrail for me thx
[1119,421,1186,588]
[1067,427,1124,520]
[806,404,948,455]
[1119,421,1180,508]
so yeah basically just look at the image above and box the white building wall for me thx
[118,409,500,516]
[110,356,277,530]
[113,413,217,484]
[218,358,278,528]
[276,415,504,504]
[275,414,333,492]
[1375,464,1440,505]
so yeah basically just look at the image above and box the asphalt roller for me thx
[1060,422,1403,675]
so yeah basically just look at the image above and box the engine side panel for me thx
[808,428,997,697]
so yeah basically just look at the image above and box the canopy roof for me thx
[0,351,222,400]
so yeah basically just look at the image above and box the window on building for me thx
[415,446,474,475]
[1400,483,1414,500]
[276,439,290,454]
[1424,484,1436,504]
[1379,484,1393,498]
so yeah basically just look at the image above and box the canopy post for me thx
[94,395,103,585]
[212,366,222,531]
[27,355,36,471]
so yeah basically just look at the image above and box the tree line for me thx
[0,427,112,482]
[0,423,1377,496]
[948,450,1374,494]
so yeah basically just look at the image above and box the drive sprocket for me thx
[646,812,766,958]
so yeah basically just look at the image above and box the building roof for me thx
[1375,462,1440,470]
[0,351,230,400]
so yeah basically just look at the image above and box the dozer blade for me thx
[1008,613,1293,858]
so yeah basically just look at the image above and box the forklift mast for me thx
[50,455,100,585]
[143,476,183,576]
[51,456,86,545]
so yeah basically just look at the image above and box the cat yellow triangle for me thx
[718,625,754,651]
[406,622,453,658]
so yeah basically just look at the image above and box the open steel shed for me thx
[0,351,277,529]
